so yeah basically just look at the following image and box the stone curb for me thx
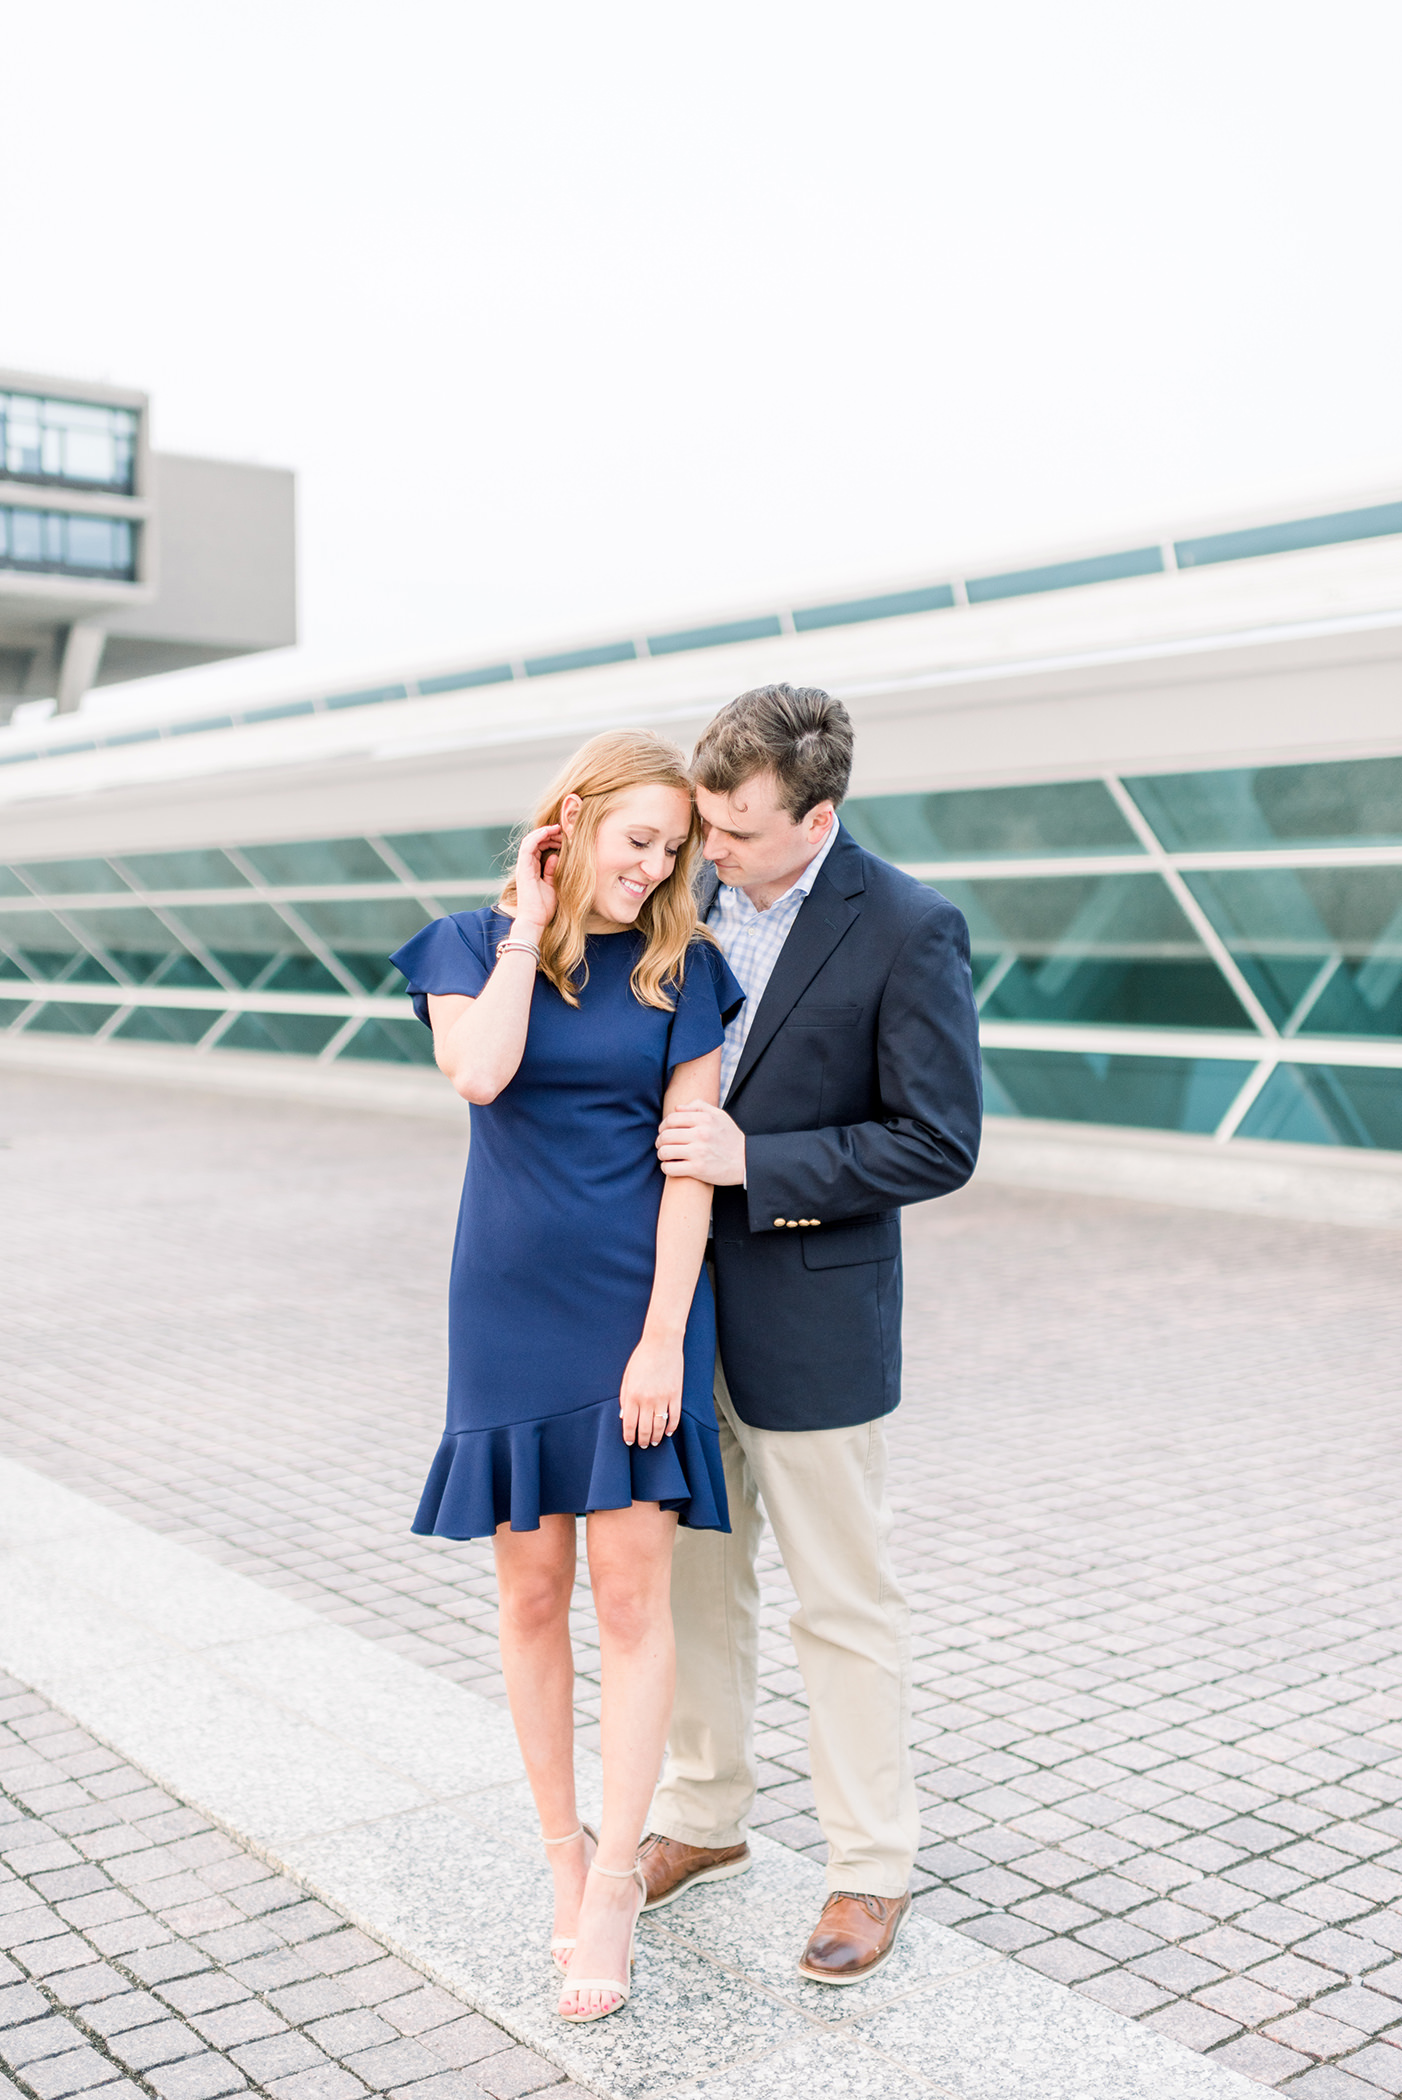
[0,1456,1262,2099]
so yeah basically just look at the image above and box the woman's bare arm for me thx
[619,1045,722,1447]
[427,824,559,1103]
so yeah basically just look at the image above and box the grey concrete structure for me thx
[0,370,295,719]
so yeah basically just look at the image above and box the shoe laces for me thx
[825,1890,888,1922]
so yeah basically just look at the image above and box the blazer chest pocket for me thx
[788,1003,861,1028]
[802,1213,900,1269]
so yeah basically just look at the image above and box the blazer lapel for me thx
[726,830,866,1105]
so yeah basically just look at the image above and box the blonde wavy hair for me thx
[498,729,708,1010]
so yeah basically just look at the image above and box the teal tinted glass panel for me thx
[293,897,432,987]
[262,956,347,995]
[938,872,1250,1027]
[1125,755,1402,851]
[0,749,38,766]
[241,699,316,723]
[966,546,1162,603]
[419,665,515,694]
[104,727,162,747]
[337,1017,437,1066]
[238,837,391,885]
[0,867,29,895]
[1238,1063,1402,1151]
[152,953,223,991]
[26,1001,121,1036]
[326,683,408,711]
[168,716,233,737]
[523,641,636,677]
[64,954,122,985]
[15,857,128,894]
[166,902,306,985]
[0,997,34,1026]
[646,616,782,655]
[0,910,85,974]
[60,904,188,959]
[384,826,513,881]
[792,583,955,632]
[219,1011,344,1056]
[982,1048,1247,1131]
[163,900,303,949]
[1184,866,1402,1036]
[119,848,250,890]
[1175,501,1402,570]
[843,781,1141,861]
[113,1007,218,1046]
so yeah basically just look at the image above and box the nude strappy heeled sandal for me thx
[541,1824,597,1972]
[557,1860,646,2023]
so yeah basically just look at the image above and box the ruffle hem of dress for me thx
[411,1392,729,1539]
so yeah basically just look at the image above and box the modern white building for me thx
[0,369,296,718]
[1,489,1399,1199]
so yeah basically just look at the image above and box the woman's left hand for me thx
[620,1335,684,1448]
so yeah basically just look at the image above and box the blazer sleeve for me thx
[742,897,982,1231]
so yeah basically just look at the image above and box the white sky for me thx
[8,0,1402,716]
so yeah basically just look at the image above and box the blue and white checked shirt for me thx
[707,821,840,1103]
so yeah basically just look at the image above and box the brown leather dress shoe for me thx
[636,1832,751,1911]
[797,1889,911,1984]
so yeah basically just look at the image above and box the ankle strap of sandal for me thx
[589,1859,640,1878]
[542,1827,584,1846]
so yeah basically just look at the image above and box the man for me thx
[646,681,982,1982]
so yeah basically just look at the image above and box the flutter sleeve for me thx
[390,911,496,1028]
[664,938,745,1079]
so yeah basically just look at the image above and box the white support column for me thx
[55,623,107,713]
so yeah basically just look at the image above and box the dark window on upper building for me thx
[0,391,138,494]
[0,506,136,579]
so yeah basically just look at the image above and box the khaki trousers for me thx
[650,1355,919,1897]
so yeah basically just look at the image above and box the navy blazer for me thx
[706,825,982,1432]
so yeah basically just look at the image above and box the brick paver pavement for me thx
[2,1068,1402,2094]
[0,1673,571,2100]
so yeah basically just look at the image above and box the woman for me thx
[390,730,742,2025]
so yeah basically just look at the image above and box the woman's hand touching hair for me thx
[426,822,561,1105]
[511,823,562,937]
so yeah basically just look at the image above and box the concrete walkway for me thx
[0,1459,1261,2100]
[6,1068,1402,2096]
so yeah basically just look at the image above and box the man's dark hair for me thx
[692,682,853,822]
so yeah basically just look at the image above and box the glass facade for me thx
[1,756,1399,1150]
[0,505,136,579]
[0,391,138,493]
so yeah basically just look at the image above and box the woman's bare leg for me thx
[560,1501,678,2017]
[493,1515,589,1947]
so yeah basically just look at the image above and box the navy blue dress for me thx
[391,907,744,1539]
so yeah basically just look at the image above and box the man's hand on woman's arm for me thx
[656,1100,746,1185]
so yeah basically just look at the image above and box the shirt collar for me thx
[717,817,841,916]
